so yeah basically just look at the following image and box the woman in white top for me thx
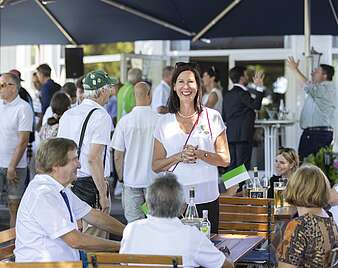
[152,62,230,233]
[202,66,223,113]
[39,92,70,141]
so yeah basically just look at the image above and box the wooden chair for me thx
[330,245,338,268]
[219,196,274,239]
[0,228,15,261]
[0,262,82,268]
[219,195,275,267]
[87,252,183,268]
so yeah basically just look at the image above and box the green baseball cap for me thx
[83,70,117,91]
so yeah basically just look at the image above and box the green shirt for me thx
[117,81,135,122]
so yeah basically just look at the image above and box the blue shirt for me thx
[40,79,61,114]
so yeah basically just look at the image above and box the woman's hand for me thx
[181,145,197,164]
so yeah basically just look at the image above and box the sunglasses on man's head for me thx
[0,82,15,89]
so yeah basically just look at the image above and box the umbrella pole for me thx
[34,0,78,45]
[99,0,194,37]
[304,0,311,77]
[192,0,241,42]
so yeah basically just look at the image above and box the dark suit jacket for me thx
[222,85,263,143]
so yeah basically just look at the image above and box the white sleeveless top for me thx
[202,88,223,114]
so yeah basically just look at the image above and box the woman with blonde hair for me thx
[277,164,338,268]
[267,147,299,198]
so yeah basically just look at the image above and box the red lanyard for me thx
[170,107,213,172]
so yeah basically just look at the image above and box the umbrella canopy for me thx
[0,0,337,45]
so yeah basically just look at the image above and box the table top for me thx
[274,206,298,221]
[255,119,296,126]
[211,234,264,262]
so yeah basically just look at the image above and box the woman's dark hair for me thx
[47,92,71,126]
[205,66,220,82]
[167,63,203,114]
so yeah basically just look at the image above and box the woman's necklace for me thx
[177,111,197,119]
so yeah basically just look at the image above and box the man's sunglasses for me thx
[0,82,15,88]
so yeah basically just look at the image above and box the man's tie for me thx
[60,190,74,223]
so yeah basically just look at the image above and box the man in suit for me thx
[222,66,265,172]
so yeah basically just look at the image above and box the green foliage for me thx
[304,145,338,185]
[83,42,134,79]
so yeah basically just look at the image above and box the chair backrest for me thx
[330,246,338,268]
[0,262,82,268]
[219,195,274,239]
[87,252,183,268]
[0,228,15,261]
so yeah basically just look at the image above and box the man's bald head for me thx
[134,81,151,106]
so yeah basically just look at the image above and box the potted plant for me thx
[304,145,338,187]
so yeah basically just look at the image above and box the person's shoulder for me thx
[17,97,33,112]
[157,113,175,124]
[204,107,222,120]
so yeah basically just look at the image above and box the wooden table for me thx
[211,234,265,262]
[274,206,297,221]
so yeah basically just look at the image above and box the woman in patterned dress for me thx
[277,164,338,268]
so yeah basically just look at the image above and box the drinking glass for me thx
[274,181,286,209]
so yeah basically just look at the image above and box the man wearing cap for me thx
[0,73,34,227]
[57,70,116,237]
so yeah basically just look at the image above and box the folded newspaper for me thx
[221,164,250,189]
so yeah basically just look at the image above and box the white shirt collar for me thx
[39,174,67,193]
[1,94,20,106]
[133,106,152,111]
[233,83,248,91]
[147,215,182,224]
[81,99,104,109]
[161,80,170,89]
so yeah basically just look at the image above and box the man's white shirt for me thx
[0,95,33,168]
[120,216,225,268]
[151,81,170,112]
[57,99,112,177]
[14,174,91,262]
[110,106,160,187]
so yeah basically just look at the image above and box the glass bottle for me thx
[185,188,199,219]
[250,167,266,198]
[200,210,211,239]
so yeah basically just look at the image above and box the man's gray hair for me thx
[83,86,107,99]
[1,73,20,90]
[127,68,142,84]
[146,173,184,218]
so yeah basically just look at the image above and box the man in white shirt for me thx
[151,66,174,114]
[0,73,33,227]
[111,82,160,223]
[14,138,125,262]
[58,70,116,235]
[120,173,234,268]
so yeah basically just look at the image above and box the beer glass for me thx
[274,181,286,208]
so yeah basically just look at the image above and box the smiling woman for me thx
[267,147,299,198]
[152,62,230,233]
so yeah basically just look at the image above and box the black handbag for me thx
[72,176,100,208]
[71,108,107,209]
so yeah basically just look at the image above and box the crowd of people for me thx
[0,58,337,267]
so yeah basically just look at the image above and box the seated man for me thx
[14,138,125,262]
[120,173,233,268]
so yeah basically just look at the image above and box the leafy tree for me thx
[83,42,134,79]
